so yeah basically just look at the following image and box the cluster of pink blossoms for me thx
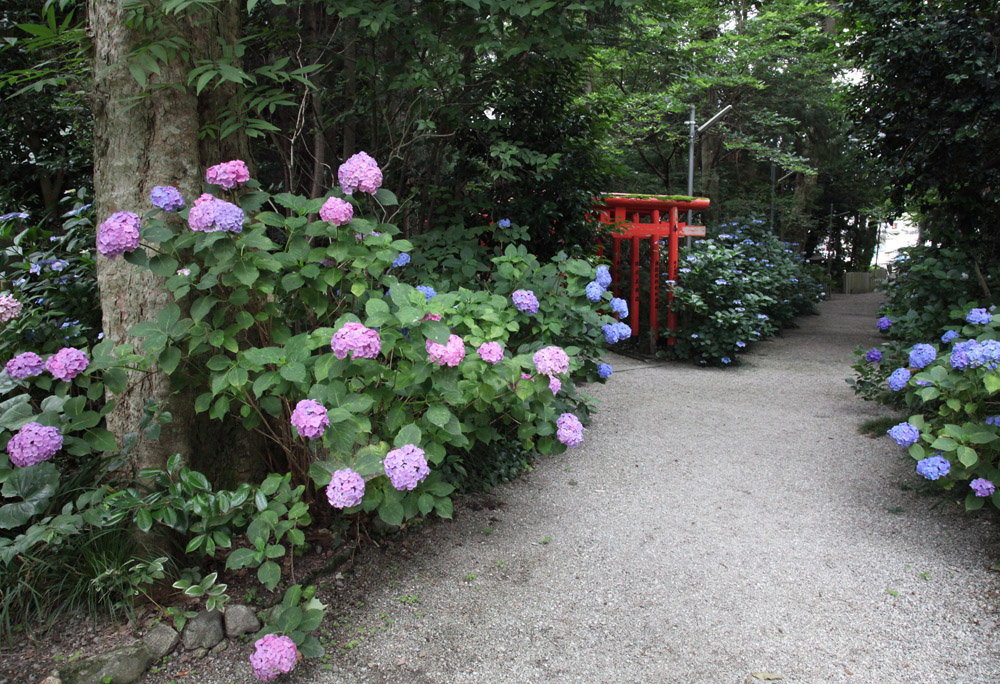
[290,399,330,440]
[476,341,504,364]
[549,376,561,395]
[206,160,250,190]
[319,197,353,226]
[326,468,365,509]
[0,293,22,323]
[383,444,429,491]
[5,351,44,379]
[188,194,245,233]
[426,334,465,367]
[7,422,63,467]
[338,151,382,195]
[532,346,569,376]
[556,413,584,448]
[331,322,381,360]
[97,211,142,258]
[45,347,89,382]
[249,634,298,681]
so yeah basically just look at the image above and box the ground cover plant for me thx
[0,152,623,677]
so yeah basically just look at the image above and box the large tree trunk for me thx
[90,0,249,475]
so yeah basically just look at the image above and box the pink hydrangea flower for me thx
[383,444,429,491]
[96,211,141,258]
[0,293,23,323]
[477,342,504,364]
[176,268,191,276]
[249,633,297,681]
[45,347,89,381]
[549,376,561,395]
[533,345,569,376]
[426,334,465,367]
[290,399,329,440]
[331,321,381,360]
[206,160,250,190]
[188,196,244,233]
[338,151,382,195]
[319,196,353,226]
[5,352,44,379]
[7,422,62,467]
[556,413,584,448]
[327,468,365,509]
[420,313,442,322]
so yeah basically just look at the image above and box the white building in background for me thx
[876,218,920,267]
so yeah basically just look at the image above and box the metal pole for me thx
[686,105,695,247]
[770,162,775,231]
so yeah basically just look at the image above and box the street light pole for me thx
[686,104,732,246]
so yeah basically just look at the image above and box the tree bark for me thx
[89,0,247,475]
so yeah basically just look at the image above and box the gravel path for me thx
[153,292,1000,684]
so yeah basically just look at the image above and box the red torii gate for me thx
[594,194,710,349]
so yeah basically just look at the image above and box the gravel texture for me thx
[140,292,1000,684]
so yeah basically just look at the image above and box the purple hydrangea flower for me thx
[7,422,62,467]
[46,347,89,381]
[0,293,23,323]
[97,211,141,258]
[865,348,883,363]
[916,455,950,480]
[951,339,978,370]
[888,367,911,391]
[585,281,604,302]
[426,334,465,367]
[150,186,185,212]
[338,151,382,195]
[249,633,297,682]
[595,265,612,289]
[610,297,628,319]
[327,468,365,509]
[877,316,892,331]
[290,399,329,440]
[188,195,245,233]
[205,159,250,190]
[970,478,996,497]
[331,321,381,360]
[556,413,584,448]
[176,268,191,277]
[319,196,353,225]
[549,376,562,395]
[908,343,936,369]
[887,422,920,447]
[476,341,504,364]
[941,330,959,344]
[597,363,613,379]
[392,253,411,268]
[416,285,436,302]
[533,346,569,376]
[512,289,539,314]
[383,444,429,491]
[5,352,44,379]
[966,308,993,325]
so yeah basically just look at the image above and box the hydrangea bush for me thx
[664,221,826,365]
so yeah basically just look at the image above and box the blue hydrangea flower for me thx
[613,322,631,341]
[736,341,746,348]
[597,363,613,379]
[951,340,978,369]
[877,316,892,331]
[941,330,959,344]
[715,278,728,285]
[416,285,436,302]
[966,308,993,325]
[916,455,950,480]
[595,265,612,289]
[986,416,1000,426]
[585,281,604,302]
[888,367,911,391]
[757,314,768,320]
[610,298,628,319]
[969,339,1000,370]
[721,357,731,364]
[887,422,920,447]
[865,348,882,363]
[908,343,936,369]
[392,252,411,267]
[498,218,511,228]
[601,323,620,344]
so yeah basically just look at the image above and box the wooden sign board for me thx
[679,225,706,237]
